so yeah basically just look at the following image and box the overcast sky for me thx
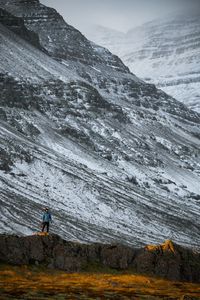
[41,0,200,34]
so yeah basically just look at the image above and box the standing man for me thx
[42,208,52,233]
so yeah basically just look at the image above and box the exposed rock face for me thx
[0,0,128,71]
[0,234,199,283]
[136,240,200,282]
[0,0,200,249]
[0,7,42,49]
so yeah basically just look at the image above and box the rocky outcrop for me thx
[135,240,200,282]
[0,8,42,50]
[0,234,199,283]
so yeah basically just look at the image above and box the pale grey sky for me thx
[41,0,200,34]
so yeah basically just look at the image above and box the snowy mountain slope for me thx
[1,113,200,247]
[0,24,78,82]
[0,2,200,247]
[87,15,200,113]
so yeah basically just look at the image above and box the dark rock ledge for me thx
[0,234,199,283]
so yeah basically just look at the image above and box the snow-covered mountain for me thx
[0,0,200,248]
[87,15,200,113]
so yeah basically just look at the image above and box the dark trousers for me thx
[42,221,49,232]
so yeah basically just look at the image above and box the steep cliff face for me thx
[0,0,200,248]
[0,0,128,72]
[0,7,42,49]
[88,14,200,112]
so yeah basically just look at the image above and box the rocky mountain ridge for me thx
[0,0,200,248]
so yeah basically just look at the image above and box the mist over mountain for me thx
[87,14,200,113]
[0,0,200,248]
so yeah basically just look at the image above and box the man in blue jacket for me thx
[42,208,52,233]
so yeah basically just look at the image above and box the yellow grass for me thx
[145,240,176,253]
[0,265,200,299]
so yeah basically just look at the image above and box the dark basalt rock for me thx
[0,234,199,283]
[0,8,43,50]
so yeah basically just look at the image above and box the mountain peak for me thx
[1,0,39,4]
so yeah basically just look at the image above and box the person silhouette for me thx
[41,208,52,233]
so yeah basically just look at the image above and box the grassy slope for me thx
[0,264,200,299]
